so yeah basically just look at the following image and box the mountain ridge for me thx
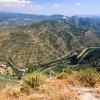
[0,12,66,20]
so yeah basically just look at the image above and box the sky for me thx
[0,0,100,16]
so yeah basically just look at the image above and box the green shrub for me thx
[23,72,47,88]
[0,70,18,80]
[57,72,68,79]
[62,68,73,74]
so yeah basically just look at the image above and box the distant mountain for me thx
[0,12,66,20]
[67,16,100,38]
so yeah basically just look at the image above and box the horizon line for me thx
[0,11,100,17]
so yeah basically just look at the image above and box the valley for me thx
[0,13,100,100]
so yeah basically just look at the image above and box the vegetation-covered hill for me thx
[0,18,99,67]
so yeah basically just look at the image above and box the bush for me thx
[23,72,47,88]
[12,87,20,98]
[57,72,68,79]
[0,70,18,80]
[75,68,100,87]
[20,85,31,95]
[62,68,73,74]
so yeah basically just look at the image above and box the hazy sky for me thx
[0,0,100,16]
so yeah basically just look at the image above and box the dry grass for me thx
[0,77,79,100]
[0,68,100,100]
[74,68,100,87]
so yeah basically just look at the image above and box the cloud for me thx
[0,0,32,8]
[53,4,59,8]
[0,0,31,3]
[0,0,99,16]
[0,0,46,14]
[76,2,81,6]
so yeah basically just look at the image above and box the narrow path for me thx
[73,87,100,100]
[80,93,98,100]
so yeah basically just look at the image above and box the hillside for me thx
[0,18,100,67]
[0,13,100,100]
